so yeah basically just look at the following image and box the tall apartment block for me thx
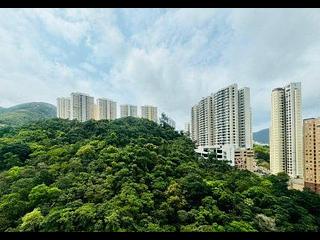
[141,105,158,123]
[238,87,253,148]
[303,118,320,193]
[57,97,71,119]
[270,82,303,179]
[70,92,94,122]
[120,104,138,118]
[191,105,199,143]
[95,98,117,120]
[191,84,252,148]
[213,84,239,146]
[197,96,214,146]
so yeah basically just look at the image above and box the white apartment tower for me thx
[70,92,94,122]
[191,105,199,144]
[270,82,303,179]
[120,104,138,118]
[197,96,214,146]
[238,87,253,148]
[95,98,117,120]
[57,97,71,119]
[141,105,158,123]
[212,84,239,147]
[191,84,252,149]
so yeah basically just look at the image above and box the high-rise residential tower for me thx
[57,97,71,119]
[141,105,158,123]
[191,84,252,148]
[120,104,138,118]
[70,92,94,122]
[191,105,199,144]
[270,82,303,179]
[95,98,117,120]
[212,84,239,147]
[197,96,214,146]
[303,118,320,193]
[238,87,253,148]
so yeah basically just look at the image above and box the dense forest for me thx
[0,117,320,232]
[253,144,270,169]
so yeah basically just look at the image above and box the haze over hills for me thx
[0,102,56,127]
[253,128,269,145]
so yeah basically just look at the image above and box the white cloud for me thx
[1,9,320,131]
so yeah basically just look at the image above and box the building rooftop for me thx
[272,87,284,92]
[71,92,92,97]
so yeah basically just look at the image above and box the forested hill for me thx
[253,128,269,145]
[0,118,320,232]
[0,102,56,127]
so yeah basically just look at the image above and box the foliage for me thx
[254,144,270,168]
[0,117,319,232]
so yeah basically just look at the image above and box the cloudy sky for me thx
[0,8,320,131]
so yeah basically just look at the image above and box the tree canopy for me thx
[0,117,319,232]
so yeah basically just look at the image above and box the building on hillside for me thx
[57,97,70,119]
[141,105,158,123]
[70,92,94,122]
[191,104,199,143]
[238,87,253,148]
[303,117,320,193]
[120,104,138,118]
[234,148,256,172]
[94,98,117,120]
[191,84,252,149]
[270,82,303,179]
[195,144,236,166]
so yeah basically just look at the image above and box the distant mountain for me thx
[0,102,56,127]
[253,128,269,145]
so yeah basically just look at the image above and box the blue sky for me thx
[0,9,320,131]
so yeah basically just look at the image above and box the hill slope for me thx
[253,128,269,144]
[0,102,56,127]
[0,118,319,232]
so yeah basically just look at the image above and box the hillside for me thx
[0,102,56,127]
[0,118,319,232]
[253,128,269,145]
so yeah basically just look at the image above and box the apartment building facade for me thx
[141,105,158,123]
[95,98,117,120]
[57,97,71,119]
[191,105,199,143]
[70,92,94,122]
[191,84,252,149]
[303,118,320,193]
[270,82,303,179]
[234,148,256,172]
[238,87,253,148]
[120,104,138,118]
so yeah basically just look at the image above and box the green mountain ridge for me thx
[0,102,56,127]
[0,118,319,232]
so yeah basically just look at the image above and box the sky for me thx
[0,8,320,131]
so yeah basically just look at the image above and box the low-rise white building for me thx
[195,144,236,166]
